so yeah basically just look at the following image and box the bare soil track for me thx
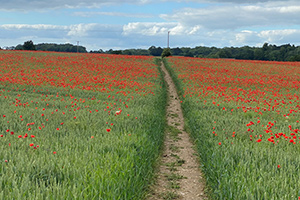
[148,62,207,200]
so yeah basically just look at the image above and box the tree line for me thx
[13,41,87,53]
[3,41,300,61]
[91,43,300,61]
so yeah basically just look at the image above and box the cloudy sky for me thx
[1,0,300,51]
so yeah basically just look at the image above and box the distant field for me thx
[0,51,166,199]
[165,57,300,199]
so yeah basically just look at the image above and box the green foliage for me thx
[168,43,300,61]
[149,46,163,56]
[23,40,36,51]
[10,42,300,61]
[161,48,172,58]
[15,44,24,50]
[35,43,87,53]
[289,55,300,61]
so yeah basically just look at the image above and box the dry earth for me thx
[147,62,207,200]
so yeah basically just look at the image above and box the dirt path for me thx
[148,62,207,200]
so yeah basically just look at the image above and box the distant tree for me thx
[262,42,269,52]
[218,49,232,58]
[235,46,253,60]
[6,46,16,50]
[193,46,211,57]
[107,49,114,54]
[148,46,163,56]
[254,49,264,60]
[161,48,172,58]
[122,50,132,55]
[15,44,23,50]
[90,49,104,54]
[288,55,300,62]
[171,47,183,56]
[184,50,194,57]
[23,40,36,50]
[111,50,122,55]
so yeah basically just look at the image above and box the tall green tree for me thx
[161,48,172,58]
[23,40,36,50]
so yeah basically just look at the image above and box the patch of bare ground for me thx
[147,62,207,200]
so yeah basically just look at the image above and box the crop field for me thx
[165,57,300,199]
[0,51,166,199]
[1,50,300,200]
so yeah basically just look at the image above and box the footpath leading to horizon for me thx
[148,61,207,200]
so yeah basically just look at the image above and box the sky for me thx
[1,0,300,51]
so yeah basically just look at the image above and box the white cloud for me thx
[160,2,300,30]
[73,11,154,18]
[234,30,255,43]
[0,24,66,30]
[0,0,153,11]
[123,22,205,37]
[258,29,300,43]
[67,24,96,37]
[123,22,177,36]
[4,0,291,11]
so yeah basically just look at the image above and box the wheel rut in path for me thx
[148,62,207,200]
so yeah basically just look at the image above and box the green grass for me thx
[166,125,181,141]
[161,191,180,200]
[164,173,186,181]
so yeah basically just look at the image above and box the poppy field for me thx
[165,57,300,199]
[2,50,300,199]
[0,51,166,199]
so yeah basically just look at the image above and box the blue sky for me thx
[1,0,300,51]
